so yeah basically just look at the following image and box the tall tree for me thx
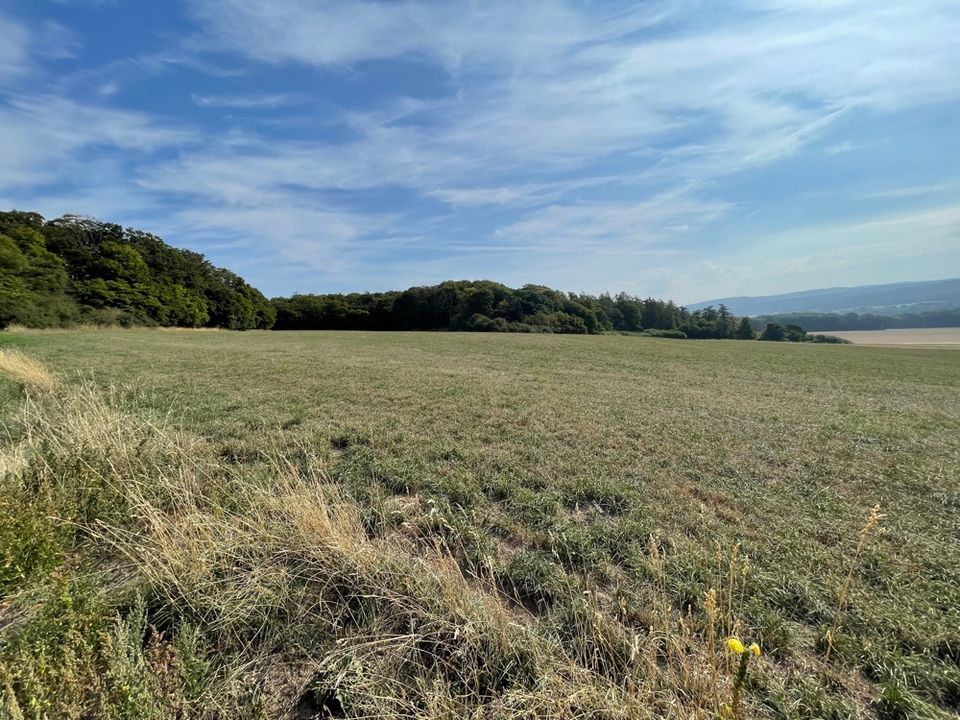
[735,316,756,340]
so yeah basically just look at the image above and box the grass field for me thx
[1,330,958,719]
[822,328,960,346]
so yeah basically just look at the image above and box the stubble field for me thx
[819,328,960,346]
[1,329,958,719]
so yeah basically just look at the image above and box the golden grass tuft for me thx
[0,349,59,394]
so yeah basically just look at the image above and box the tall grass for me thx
[0,348,59,394]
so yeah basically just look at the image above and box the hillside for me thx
[689,278,960,316]
[750,308,960,332]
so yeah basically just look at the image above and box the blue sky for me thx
[1,0,958,303]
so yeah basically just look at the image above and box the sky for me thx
[1,0,958,303]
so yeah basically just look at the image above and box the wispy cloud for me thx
[171,0,960,216]
[185,0,650,71]
[0,13,36,86]
[96,1,960,292]
[825,141,856,155]
[190,93,303,109]
[169,196,393,275]
[425,177,628,209]
[0,95,195,190]
[496,188,730,253]
[860,183,955,200]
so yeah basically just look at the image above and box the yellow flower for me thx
[750,642,761,657]
[726,637,745,654]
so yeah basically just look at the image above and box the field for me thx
[822,328,960,346]
[1,330,959,719]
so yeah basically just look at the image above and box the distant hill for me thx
[688,278,960,316]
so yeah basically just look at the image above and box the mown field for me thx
[1,329,958,719]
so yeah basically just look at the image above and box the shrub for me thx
[642,328,688,339]
[808,334,852,344]
[0,483,64,594]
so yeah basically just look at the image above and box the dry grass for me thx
[0,348,59,394]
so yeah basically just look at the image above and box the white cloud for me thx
[825,141,855,155]
[117,0,959,291]
[0,13,33,85]
[191,93,302,109]
[860,183,955,200]
[37,2,960,198]
[0,14,81,89]
[0,95,195,191]
[185,0,649,71]
[768,204,960,262]
[169,196,392,274]
[426,176,628,208]
[496,188,730,253]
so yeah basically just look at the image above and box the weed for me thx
[824,504,885,664]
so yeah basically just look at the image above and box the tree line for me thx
[273,283,775,338]
[2,208,854,342]
[272,282,693,334]
[273,285,826,341]
[1,211,274,330]
[270,283,855,342]
[752,309,960,332]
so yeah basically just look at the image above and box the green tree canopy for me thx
[0,210,274,330]
[760,322,786,341]
[735,316,756,340]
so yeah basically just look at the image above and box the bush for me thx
[642,328,687,339]
[0,484,64,594]
[463,313,558,334]
[784,323,807,342]
[807,334,851,344]
[464,313,498,331]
